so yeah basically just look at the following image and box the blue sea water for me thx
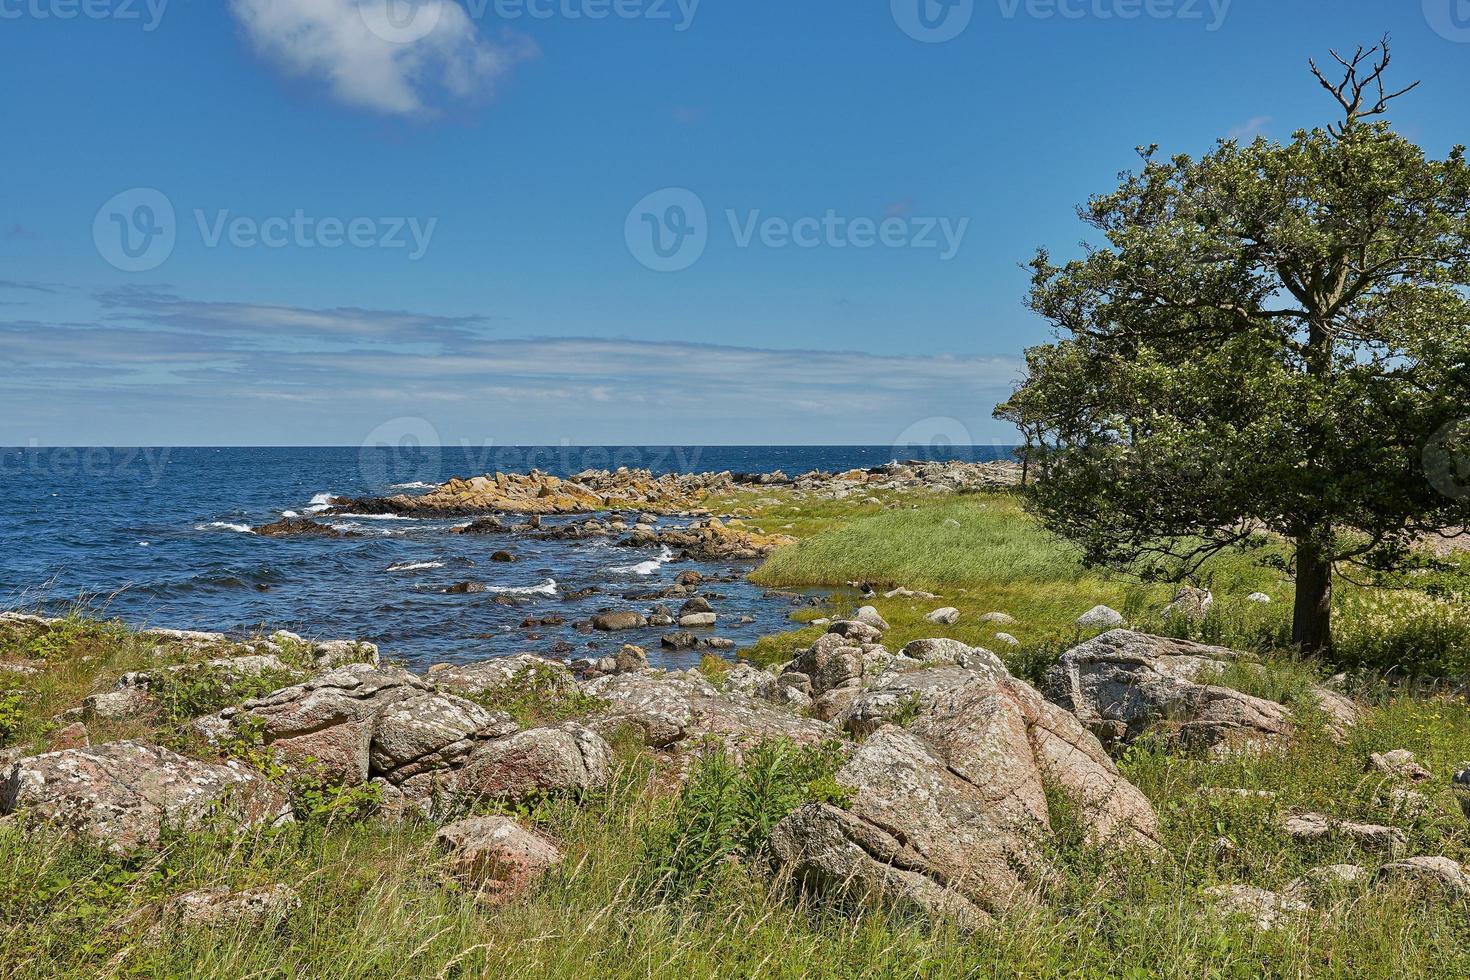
[0,446,1014,667]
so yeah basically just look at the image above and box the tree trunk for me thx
[1292,535,1334,655]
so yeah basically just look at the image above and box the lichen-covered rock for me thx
[1076,606,1125,629]
[1204,885,1308,931]
[450,723,612,803]
[1281,812,1407,852]
[0,742,291,852]
[1368,749,1432,783]
[430,655,574,698]
[228,665,429,784]
[163,884,300,930]
[370,693,518,786]
[584,671,834,753]
[773,658,1159,926]
[436,816,562,901]
[1044,630,1357,752]
[1374,856,1470,897]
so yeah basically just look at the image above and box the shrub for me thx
[463,664,607,728]
[0,690,24,747]
[641,739,849,901]
[148,664,302,726]
[1332,590,1470,678]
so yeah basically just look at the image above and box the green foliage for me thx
[999,43,1470,653]
[0,690,24,747]
[464,663,608,728]
[149,664,302,726]
[1332,589,1470,678]
[641,739,850,901]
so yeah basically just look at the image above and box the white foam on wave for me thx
[280,510,299,519]
[304,492,337,515]
[196,522,254,534]
[391,482,437,491]
[485,578,559,597]
[612,545,675,576]
[334,513,417,521]
[387,561,445,573]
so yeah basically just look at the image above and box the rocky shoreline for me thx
[4,608,1459,930]
[323,459,1022,519]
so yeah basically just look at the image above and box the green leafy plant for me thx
[0,690,24,747]
[641,738,850,901]
[464,664,607,728]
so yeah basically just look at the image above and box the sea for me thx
[0,446,1014,668]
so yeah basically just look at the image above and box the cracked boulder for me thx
[448,723,612,803]
[773,660,1159,926]
[1044,630,1358,752]
[0,741,291,852]
[224,665,432,784]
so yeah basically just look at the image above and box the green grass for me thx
[6,697,1470,978]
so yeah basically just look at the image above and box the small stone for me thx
[1247,593,1272,604]
[993,633,1020,648]
[1076,606,1125,629]
[1375,856,1470,897]
[1368,749,1432,783]
[1204,885,1308,931]
[925,608,961,626]
[614,645,648,673]
[436,816,563,902]
[978,612,1015,625]
[1281,813,1407,852]
[592,611,647,632]
[163,884,300,930]
[49,722,89,752]
[851,607,890,632]
[679,613,717,629]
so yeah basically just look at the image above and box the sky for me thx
[2,0,1468,448]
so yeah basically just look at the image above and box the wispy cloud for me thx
[228,0,539,117]
[1226,116,1271,142]
[4,225,39,242]
[0,279,59,295]
[0,289,1021,444]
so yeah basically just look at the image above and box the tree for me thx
[996,39,1470,655]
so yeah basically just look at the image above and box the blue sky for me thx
[3,0,1468,447]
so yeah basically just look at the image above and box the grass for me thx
[5,695,1470,977]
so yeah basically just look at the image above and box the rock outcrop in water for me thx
[328,460,1022,519]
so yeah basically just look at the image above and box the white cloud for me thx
[1226,116,1271,142]
[228,0,537,116]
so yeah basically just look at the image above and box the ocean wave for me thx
[196,522,254,534]
[387,561,446,573]
[486,578,559,597]
[391,482,437,491]
[280,510,299,519]
[611,545,674,576]
[332,513,418,521]
[304,492,337,515]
